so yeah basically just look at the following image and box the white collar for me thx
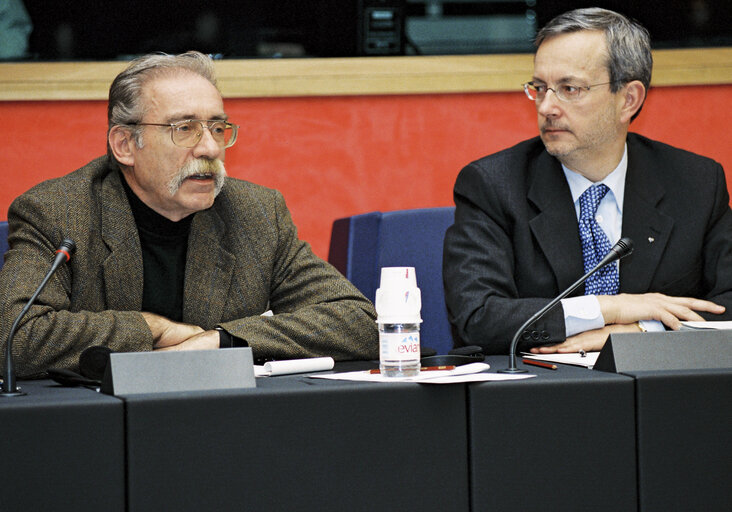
[562,144,628,213]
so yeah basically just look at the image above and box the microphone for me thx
[1,239,76,397]
[499,237,633,373]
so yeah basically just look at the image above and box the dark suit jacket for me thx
[0,157,378,377]
[443,134,732,354]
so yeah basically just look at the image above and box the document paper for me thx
[521,351,599,369]
[309,362,536,384]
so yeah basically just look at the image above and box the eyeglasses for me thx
[132,119,239,148]
[523,81,616,103]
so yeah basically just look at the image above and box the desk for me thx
[628,368,732,512]
[469,357,637,512]
[0,380,124,512]
[2,359,731,511]
[123,368,469,512]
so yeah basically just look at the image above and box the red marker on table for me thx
[522,359,558,370]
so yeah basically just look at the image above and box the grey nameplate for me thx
[101,348,256,395]
[595,330,732,373]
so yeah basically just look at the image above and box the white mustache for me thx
[167,158,227,197]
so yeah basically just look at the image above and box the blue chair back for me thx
[328,207,456,354]
[0,221,8,270]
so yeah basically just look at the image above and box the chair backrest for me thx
[0,221,8,270]
[328,207,456,354]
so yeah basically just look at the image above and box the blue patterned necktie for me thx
[579,184,619,295]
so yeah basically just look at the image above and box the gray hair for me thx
[106,51,219,162]
[535,8,652,120]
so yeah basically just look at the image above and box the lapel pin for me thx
[648,237,655,243]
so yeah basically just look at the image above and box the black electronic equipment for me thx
[311,0,406,56]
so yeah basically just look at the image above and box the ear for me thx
[108,125,136,167]
[619,80,646,124]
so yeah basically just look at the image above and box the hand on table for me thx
[529,323,641,354]
[597,293,724,330]
[532,293,724,354]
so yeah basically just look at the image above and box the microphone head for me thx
[615,237,634,258]
[56,239,76,262]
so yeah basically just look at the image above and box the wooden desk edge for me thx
[1,48,730,101]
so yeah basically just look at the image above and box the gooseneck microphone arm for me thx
[499,238,634,374]
[1,239,76,397]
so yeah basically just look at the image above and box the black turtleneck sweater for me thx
[121,176,191,322]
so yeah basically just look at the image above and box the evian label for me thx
[380,332,420,361]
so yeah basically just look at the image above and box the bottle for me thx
[378,321,421,377]
[375,267,422,377]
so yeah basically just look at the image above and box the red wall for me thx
[1,84,730,259]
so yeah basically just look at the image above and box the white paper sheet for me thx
[414,373,537,384]
[309,362,536,384]
[681,321,732,331]
[521,351,599,369]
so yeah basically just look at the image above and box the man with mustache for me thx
[0,51,378,377]
[443,8,732,355]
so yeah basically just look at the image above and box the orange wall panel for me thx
[1,84,730,259]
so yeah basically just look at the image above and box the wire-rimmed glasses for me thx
[132,119,239,148]
[523,81,616,103]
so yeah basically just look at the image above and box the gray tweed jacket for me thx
[0,157,378,377]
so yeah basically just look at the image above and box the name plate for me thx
[595,330,732,373]
[101,348,256,396]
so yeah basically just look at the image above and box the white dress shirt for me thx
[558,145,662,337]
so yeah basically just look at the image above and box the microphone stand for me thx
[1,240,76,397]
[499,238,633,374]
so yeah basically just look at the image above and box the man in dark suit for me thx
[0,51,378,377]
[443,8,732,355]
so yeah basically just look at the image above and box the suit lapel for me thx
[527,153,585,292]
[101,170,144,310]
[182,206,236,327]
[620,137,674,293]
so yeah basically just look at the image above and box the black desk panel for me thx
[469,357,637,512]
[124,374,469,512]
[629,368,732,512]
[0,380,125,512]
[12,359,728,511]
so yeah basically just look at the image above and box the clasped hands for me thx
[530,292,725,355]
[142,312,221,351]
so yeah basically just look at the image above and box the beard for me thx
[167,158,227,197]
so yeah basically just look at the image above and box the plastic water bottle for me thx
[375,267,422,377]
[378,321,421,377]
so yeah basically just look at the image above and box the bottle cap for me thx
[375,267,422,324]
[378,266,418,289]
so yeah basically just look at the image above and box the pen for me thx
[369,365,455,374]
[522,359,558,370]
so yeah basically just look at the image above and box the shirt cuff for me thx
[561,295,605,337]
[638,319,665,332]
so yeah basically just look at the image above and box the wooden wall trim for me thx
[1,47,730,101]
